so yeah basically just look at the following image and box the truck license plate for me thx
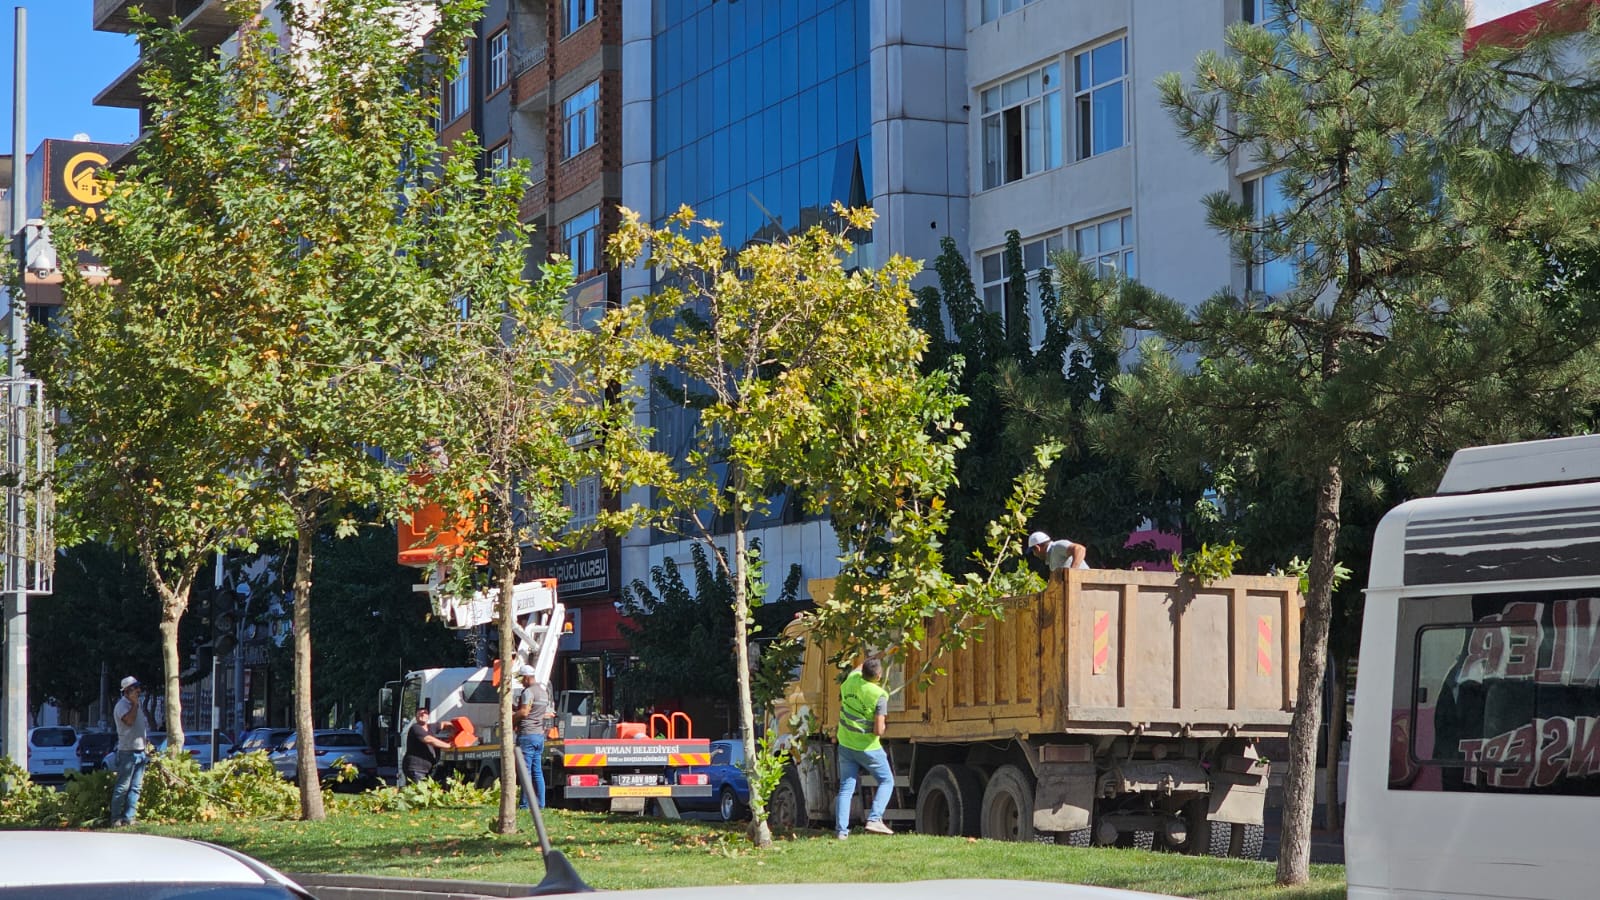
[612,773,658,787]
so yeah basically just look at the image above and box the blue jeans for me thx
[835,744,893,834]
[516,732,546,809]
[111,749,150,825]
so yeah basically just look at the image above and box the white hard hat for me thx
[1027,531,1050,550]
[517,664,537,678]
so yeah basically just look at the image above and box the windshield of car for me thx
[314,733,366,749]
[32,728,75,748]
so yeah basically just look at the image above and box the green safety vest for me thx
[837,671,888,752]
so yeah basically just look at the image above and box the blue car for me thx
[671,739,751,822]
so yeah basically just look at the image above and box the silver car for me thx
[270,729,378,784]
[0,831,313,898]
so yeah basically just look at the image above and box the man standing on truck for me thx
[513,664,554,808]
[1027,531,1089,571]
[401,706,454,784]
[835,655,894,839]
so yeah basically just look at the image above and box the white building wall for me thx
[964,0,1234,313]
[871,0,971,281]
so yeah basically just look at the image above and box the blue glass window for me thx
[1075,37,1127,159]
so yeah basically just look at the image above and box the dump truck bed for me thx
[800,569,1301,742]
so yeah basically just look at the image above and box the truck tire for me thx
[1205,821,1232,858]
[768,772,810,832]
[915,764,982,837]
[979,765,1036,842]
[1229,823,1265,859]
[1062,829,1092,848]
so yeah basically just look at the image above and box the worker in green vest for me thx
[835,654,894,839]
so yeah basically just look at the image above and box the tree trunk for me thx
[731,505,772,847]
[158,608,185,751]
[495,532,519,834]
[293,514,325,821]
[1325,660,1346,832]
[1276,462,1341,886]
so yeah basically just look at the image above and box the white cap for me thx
[517,664,537,678]
[1027,531,1050,551]
[120,676,141,691]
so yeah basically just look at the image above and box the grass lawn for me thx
[137,805,1345,899]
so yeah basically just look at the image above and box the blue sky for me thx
[0,2,138,151]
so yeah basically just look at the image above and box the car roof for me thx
[0,832,308,891]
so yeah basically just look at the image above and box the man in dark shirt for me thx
[402,706,454,784]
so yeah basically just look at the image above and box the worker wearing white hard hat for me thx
[1027,531,1089,571]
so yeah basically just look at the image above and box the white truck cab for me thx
[1347,435,1600,899]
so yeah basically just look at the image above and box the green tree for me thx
[44,0,493,821]
[1067,0,1600,883]
[408,160,672,831]
[612,206,1057,847]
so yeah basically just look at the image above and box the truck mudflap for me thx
[561,739,711,767]
[1034,761,1096,833]
[1207,754,1270,826]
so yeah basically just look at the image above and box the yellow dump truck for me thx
[770,568,1301,855]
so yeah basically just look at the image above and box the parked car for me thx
[164,732,235,769]
[26,726,79,783]
[0,830,314,898]
[233,727,294,758]
[669,738,751,822]
[75,731,117,773]
[270,729,378,784]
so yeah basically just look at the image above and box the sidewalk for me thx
[1260,805,1345,865]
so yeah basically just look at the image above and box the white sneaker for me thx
[836,831,849,840]
[864,820,894,835]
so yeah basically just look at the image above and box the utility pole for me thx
[3,6,27,768]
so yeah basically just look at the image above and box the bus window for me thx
[1393,589,1600,795]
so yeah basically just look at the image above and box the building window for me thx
[488,142,511,182]
[487,29,508,94]
[562,206,601,275]
[563,81,599,159]
[1074,37,1127,160]
[1073,213,1135,280]
[979,232,1064,327]
[444,52,470,123]
[564,477,600,530]
[564,0,596,36]
[1243,171,1295,295]
[981,0,1039,24]
[980,62,1063,190]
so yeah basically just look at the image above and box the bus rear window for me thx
[1392,590,1600,794]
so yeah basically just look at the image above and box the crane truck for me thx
[377,576,712,811]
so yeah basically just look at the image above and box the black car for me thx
[75,731,117,773]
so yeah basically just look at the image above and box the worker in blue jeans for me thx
[109,676,151,827]
[513,664,555,809]
[835,655,894,838]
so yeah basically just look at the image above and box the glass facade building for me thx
[650,0,871,248]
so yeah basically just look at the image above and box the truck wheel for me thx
[915,764,982,837]
[1229,823,1265,859]
[1062,829,1092,848]
[979,765,1035,842]
[768,772,809,832]
[1205,821,1232,858]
